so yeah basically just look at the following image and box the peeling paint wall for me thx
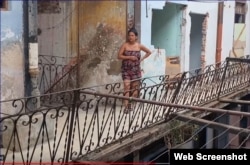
[77,1,127,88]
[151,3,183,76]
[38,1,71,59]
[171,1,218,70]
[127,1,135,30]
[1,1,25,114]
[140,1,166,85]
[152,3,182,57]
[141,1,219,74]
[38,1,128,90]
[147,1,250,72]
[139,0,250,90]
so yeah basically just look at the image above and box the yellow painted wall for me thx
[69,1,127,87]
[38,1,129,91]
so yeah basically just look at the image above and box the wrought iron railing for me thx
[38,54,78,94]
[1,56,250,164]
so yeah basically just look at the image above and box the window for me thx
[0,0,8,10]
[235,2,246,23]
[235,14,245,23]
[38,0,60,14]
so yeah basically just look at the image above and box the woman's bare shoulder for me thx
[120,42,128,48]
[138,43,145,49]
[119,42,127,49]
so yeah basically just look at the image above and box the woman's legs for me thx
[129,80,140,109]
[123,79,131,109]
[122,71,141,113]
[131,80,140,98]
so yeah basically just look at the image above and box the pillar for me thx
[28,0,40,109]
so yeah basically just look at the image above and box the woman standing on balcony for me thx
[118,27,152,113]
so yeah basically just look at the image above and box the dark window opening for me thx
[235,2,246,23]
[38,0,60,14]
[235,14,245,23]
[0,0,8,10]
[0,0,4,8]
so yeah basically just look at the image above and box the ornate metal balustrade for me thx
[1,56,250,164]
[38,54,250,106]
[38,54,78,94]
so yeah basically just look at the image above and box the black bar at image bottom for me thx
[169,149,250,165]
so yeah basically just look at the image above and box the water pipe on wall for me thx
[215,1,224,66]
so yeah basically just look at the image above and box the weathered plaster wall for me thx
[140,1,166,49]
[38,1,71,59]
[77,1,127,88]
[127,0,135,30]
[179,1,218,71]
[141,1,218,74]
[151,3,183,76]
[151,3,182,57]
[140,1,166,83]
[38,1,128,91]
[1,1,24,114]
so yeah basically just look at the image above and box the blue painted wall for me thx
[1,1,25,108]
[151,3,182,57]
[1,1,23,44]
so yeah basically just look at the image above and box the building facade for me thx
[1,0,250,116]
[1,0,250,162]
[140,1,250,76]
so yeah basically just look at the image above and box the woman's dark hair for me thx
[128,27,138,36]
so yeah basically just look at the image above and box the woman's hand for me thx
[130,56,138,61]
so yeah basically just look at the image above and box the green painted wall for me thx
[151,3,182,57]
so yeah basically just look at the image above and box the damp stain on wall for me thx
[1,42,24,113]
[68,1,127,86]
[87,57,101,69]
[37,1,130,90]
[78,24,124,85]
[1,0,25,104]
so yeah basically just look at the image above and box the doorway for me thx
[189,13,206,73]
[151,2,186,76]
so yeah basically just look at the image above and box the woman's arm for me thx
[118,43,129,60]
[140,44,152,62]
[118,43,138,61]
